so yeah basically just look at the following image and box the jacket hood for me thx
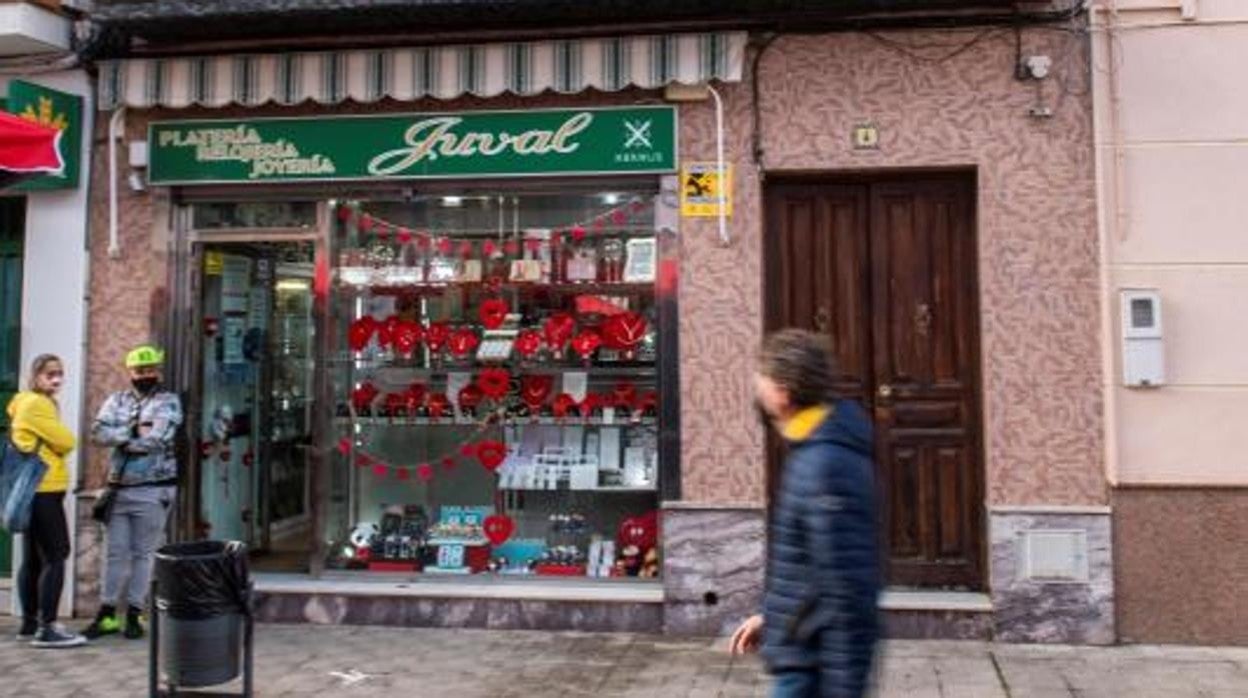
[7,391,36,420]
[806,399,874,457]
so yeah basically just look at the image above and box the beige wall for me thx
[1093,1,1248,485]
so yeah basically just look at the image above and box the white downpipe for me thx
[706,83,729,247]
[107,107,125,259]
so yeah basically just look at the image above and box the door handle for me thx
[814,306,831,333]
[877,383,894,400]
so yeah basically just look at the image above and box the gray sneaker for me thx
[31,625,87,649]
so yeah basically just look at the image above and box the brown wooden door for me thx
[764,174,984,590]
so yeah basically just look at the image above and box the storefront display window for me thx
[325,187,664,581]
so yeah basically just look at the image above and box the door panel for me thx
[765,175,984,590]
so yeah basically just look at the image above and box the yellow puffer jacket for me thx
[6,391,77,493]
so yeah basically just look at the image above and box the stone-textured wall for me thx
[677,28,1105,507]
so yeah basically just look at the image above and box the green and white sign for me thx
[148,106,677,185]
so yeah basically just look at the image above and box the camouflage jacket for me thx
[91,388,183,487]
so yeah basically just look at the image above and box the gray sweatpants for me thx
[102,486,174,609]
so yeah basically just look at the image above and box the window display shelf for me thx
[337,280,655,297]
[335,417,658,428]
[499,486,656,494]
[327,358,656,378]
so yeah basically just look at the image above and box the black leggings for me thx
[18,492,70,625]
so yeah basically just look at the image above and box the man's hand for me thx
[729,614,764,655]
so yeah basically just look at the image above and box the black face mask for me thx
[131,377,160,395]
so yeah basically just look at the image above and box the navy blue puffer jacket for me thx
[761,400,880,698]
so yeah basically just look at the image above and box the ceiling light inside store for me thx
[442,196,464,207]
[602,193,621,205]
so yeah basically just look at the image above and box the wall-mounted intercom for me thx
[1120,289,1165,388]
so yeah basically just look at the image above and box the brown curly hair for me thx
[757,329,837,409]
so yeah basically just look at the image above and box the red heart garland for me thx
[336,438,353,456]
[571,330,602,360]
[427,393,450,419]
[457,384,484,411]
[552,393,578,419]
[424,322,451,352]
[356,452,372,468]
[525,239,542,253]
[397,227,413,244]
[458,240,474,259]
[417,463,435,481]
[394,319,424,358]
[459,444,477,458]
[484,514,515,546]
[543,313,576,351]
[593,217,606,231]
[396,467,410,481]
[417,233,432,251]
[483,240,498,257]
[358,213,374,233]
[477,368,511,400]
[437,237,453,255]
[571,225,587,243]
[603,312,648,351]
[375,222,390,241]
[476,440,507,471]
[514,330,542,359]
[372,464,388,477]
[504,239,521,256]
[520,375,554,411]
[348,317,376,352]
[441,457,457,471]
[336,205,353,222]
[612,209,627,226]
[385,392,408,416]
[448,328,480,357]
[478,298,509,330]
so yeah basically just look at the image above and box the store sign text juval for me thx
[148,106,677,185]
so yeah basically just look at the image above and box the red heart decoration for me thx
[476,440,507,471]
[477,368,511,400]
[520,375,554,411]
[396,467,410,481]
[603,312,648,350]
[504,240,521,256]
[525,239,542,253]
[405,383,427,413]
[336,438,353,456]
[424,322,451,352]
[618,511,658,551]
[417,233,432,251]
[385,392,408,416]
[459,444,478,458]
[394,319,424,358]
[397,227,412,244]
[578,393,602,419]
[219,449,232,463]
[372,464,388,477]
[356,452,373,467]
[571,225,587,243]
[437,237,453,255]
[448,328,480,357]
[612,382,638,409]
[514,330,543,358]
[377,315,400,348]
[348,317,376,352]
[552,393,578,419]
[457,384,484,411]
[358,213,374,233]
[483,240,498,257]
[484,514,515,546]
[375,222,390,241]
[336,205,353,222]
[427,393,450,419]
[417,463,435,482]
[458,240,475,259]
[571,330,602,360]
[352,382,379,412]
[479,298,509,330]
[543,313,576,351]
[612,209,627,226]
[441,457,457,471]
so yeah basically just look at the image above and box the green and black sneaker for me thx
[82,606,121,640]
[123,606,145,640]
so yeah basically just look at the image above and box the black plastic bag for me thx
[154,540,251,621]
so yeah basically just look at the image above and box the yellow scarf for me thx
[781,405,831,442]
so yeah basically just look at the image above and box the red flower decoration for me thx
[417,463,435,482]
[427,393,450,419]
[476,440,507,471]
[553,393,578,419]
[358,213,374,233]
[397,227,413,244]
[424,322,451,352]
[520,375,554,411]
[478,298,509,330]
[477,368,511,400]
[385,392,408,416]
[571,330,602,360]
[514,330,542,359]
[484,514,515,546]
[603,312,648,351]
[393,319,424,358]
[543,313,576,351]
[348,317,376,352]
[571,225,587,243]
[457,383,484,411]
[448,328,480,358]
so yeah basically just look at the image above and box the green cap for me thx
[125,345,165,368]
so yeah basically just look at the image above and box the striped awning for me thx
[98,32,747,110]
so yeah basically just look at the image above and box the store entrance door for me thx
[192,240,316,572]
[764,173,985,590]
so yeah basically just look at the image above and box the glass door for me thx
[0,197,24,577]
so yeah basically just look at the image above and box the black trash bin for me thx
[150,540,253,696]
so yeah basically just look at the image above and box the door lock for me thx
[877,383,894,400]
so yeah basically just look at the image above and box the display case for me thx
[323,187,667,581]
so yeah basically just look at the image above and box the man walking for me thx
[730,329,881,698]
[82,345,182,640]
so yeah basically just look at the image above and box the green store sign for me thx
[148,106,677,185]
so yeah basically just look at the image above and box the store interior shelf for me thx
[336,417,658,428]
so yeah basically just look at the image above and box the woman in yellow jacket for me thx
[6,354,86,648]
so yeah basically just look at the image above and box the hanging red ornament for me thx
[476,440,507,471]
[521,375,554,411]
[358,213,374,233]
[424,322,451,353]
[484,514,515,546]
[631,199,646,213]
[377,315,400,348]
[477,368,511,400]
[458,240,475,259]
[372,464,388,477]
[478,298,509,330]
[603,312,648,352]
[336,204,353,222]
[448,328,480,358]
[504,239,521,256]
[542,313,576,351]
[459,443,478,458]
[514,330,542,359]
[348,317,377,352]
[396,467,410,481]
[336,437,353,456]
[437,237,453,255]
[397,227,413,244]
[571,225,587,243]
[612,209,627,226]
[427,392,450,419]
[571,330,602,360]
[417,463,435,482]
[457,383,484,411]
[375,222,390,241]
[483,240,498,257]
[593,217,606,231]
[356,452,372,467]
[553,393,579,419]
[394,319,424,358]
[441,456,457,471]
